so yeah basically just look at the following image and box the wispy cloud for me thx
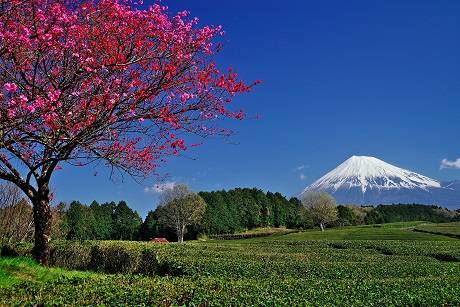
[294,165,306,171]
[440,158,460,170]
[144,181,176,193]
[299,173,306,180]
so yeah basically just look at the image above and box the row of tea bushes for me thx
[1,239,459,278]
[1,270,459,306]
[1,238,460,305]
[1,241,182,276]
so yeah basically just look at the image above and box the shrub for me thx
[0,245,19,257]
[51,241,163,275]
[0,243,32,257]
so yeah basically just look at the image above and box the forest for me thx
[1,185,458,243]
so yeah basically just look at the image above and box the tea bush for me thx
[1,227,460,305]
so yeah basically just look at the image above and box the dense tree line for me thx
[59,197,460,241]
[363,204,459,224]
[138,188,308,241]
[198,188,305,234]
[334,204,459,226]
[2,183,459,243]
[65,201,142,241]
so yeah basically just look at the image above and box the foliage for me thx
[138,210,160,241]
[51,193,460,242]
[199,190,240,234]
[90,201,115,240]
[1,225,460,305]
[156,184,206,243]
[364,207,385,224]
[0,0,257,264]
[301,191,338,231]
[414,221,460,238]
[50,202,68,240]
[296,205,314,229]
[366,204,458,224]
[48,241,161,275]
[198,188,303,234]
[66,201,97,240]
[208,228,296,240]
[336,205,364,226]
[59,200,141,241]
[111,201,142,241]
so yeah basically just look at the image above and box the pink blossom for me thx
[26,105,36,113]
[18,94,28,105]
[180,93,192,103]
[0,0,258,181]
[7,109,16,118]
[47,89,61,102]
[43,33,52,41]
[4,83,17,92]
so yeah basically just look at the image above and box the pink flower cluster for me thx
[0,0,259,175]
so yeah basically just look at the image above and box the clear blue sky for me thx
[52,0,460,216]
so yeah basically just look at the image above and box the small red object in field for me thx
[151,238,169,243]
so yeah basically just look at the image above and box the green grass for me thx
[220,221,455,242]
[415,221,460,237]
[1,222,459,305]
[239,227,290,234]
[0,257,93,288]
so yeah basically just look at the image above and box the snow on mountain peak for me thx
[305,155,441,194]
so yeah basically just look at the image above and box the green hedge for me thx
[0,241,183,276]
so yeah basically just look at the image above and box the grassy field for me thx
[414,221,460,237]
[262,221,458,241]
[1,222,459,306]
[207,221,456,243]
[0,257,92,288]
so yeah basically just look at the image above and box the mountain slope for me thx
[303,156,460,208]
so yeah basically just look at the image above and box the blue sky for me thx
[52,0,460,216]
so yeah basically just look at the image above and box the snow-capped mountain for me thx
[302,156,460,208]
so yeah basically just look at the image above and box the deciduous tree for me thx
[0,0,257,264]
[0,183,34,243]
[301,192,337,231]
[156,184,206,243]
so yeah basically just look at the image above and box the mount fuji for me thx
[302,156,460,208]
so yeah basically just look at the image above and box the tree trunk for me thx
[177,225,186,244]
[32,186,52,265]
[320,223,324,232]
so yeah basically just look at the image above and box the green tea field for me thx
[1,222,459,306]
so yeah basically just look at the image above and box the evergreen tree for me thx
[138,210,159,241]
[233,188,261,229]
[111,201,142,240]
[66,201,96,240]
[90,201,115,240]
[288,197,303,228]
[364,208,385,224]
[336,205,359,226]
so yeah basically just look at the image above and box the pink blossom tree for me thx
[0,0,258,264]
